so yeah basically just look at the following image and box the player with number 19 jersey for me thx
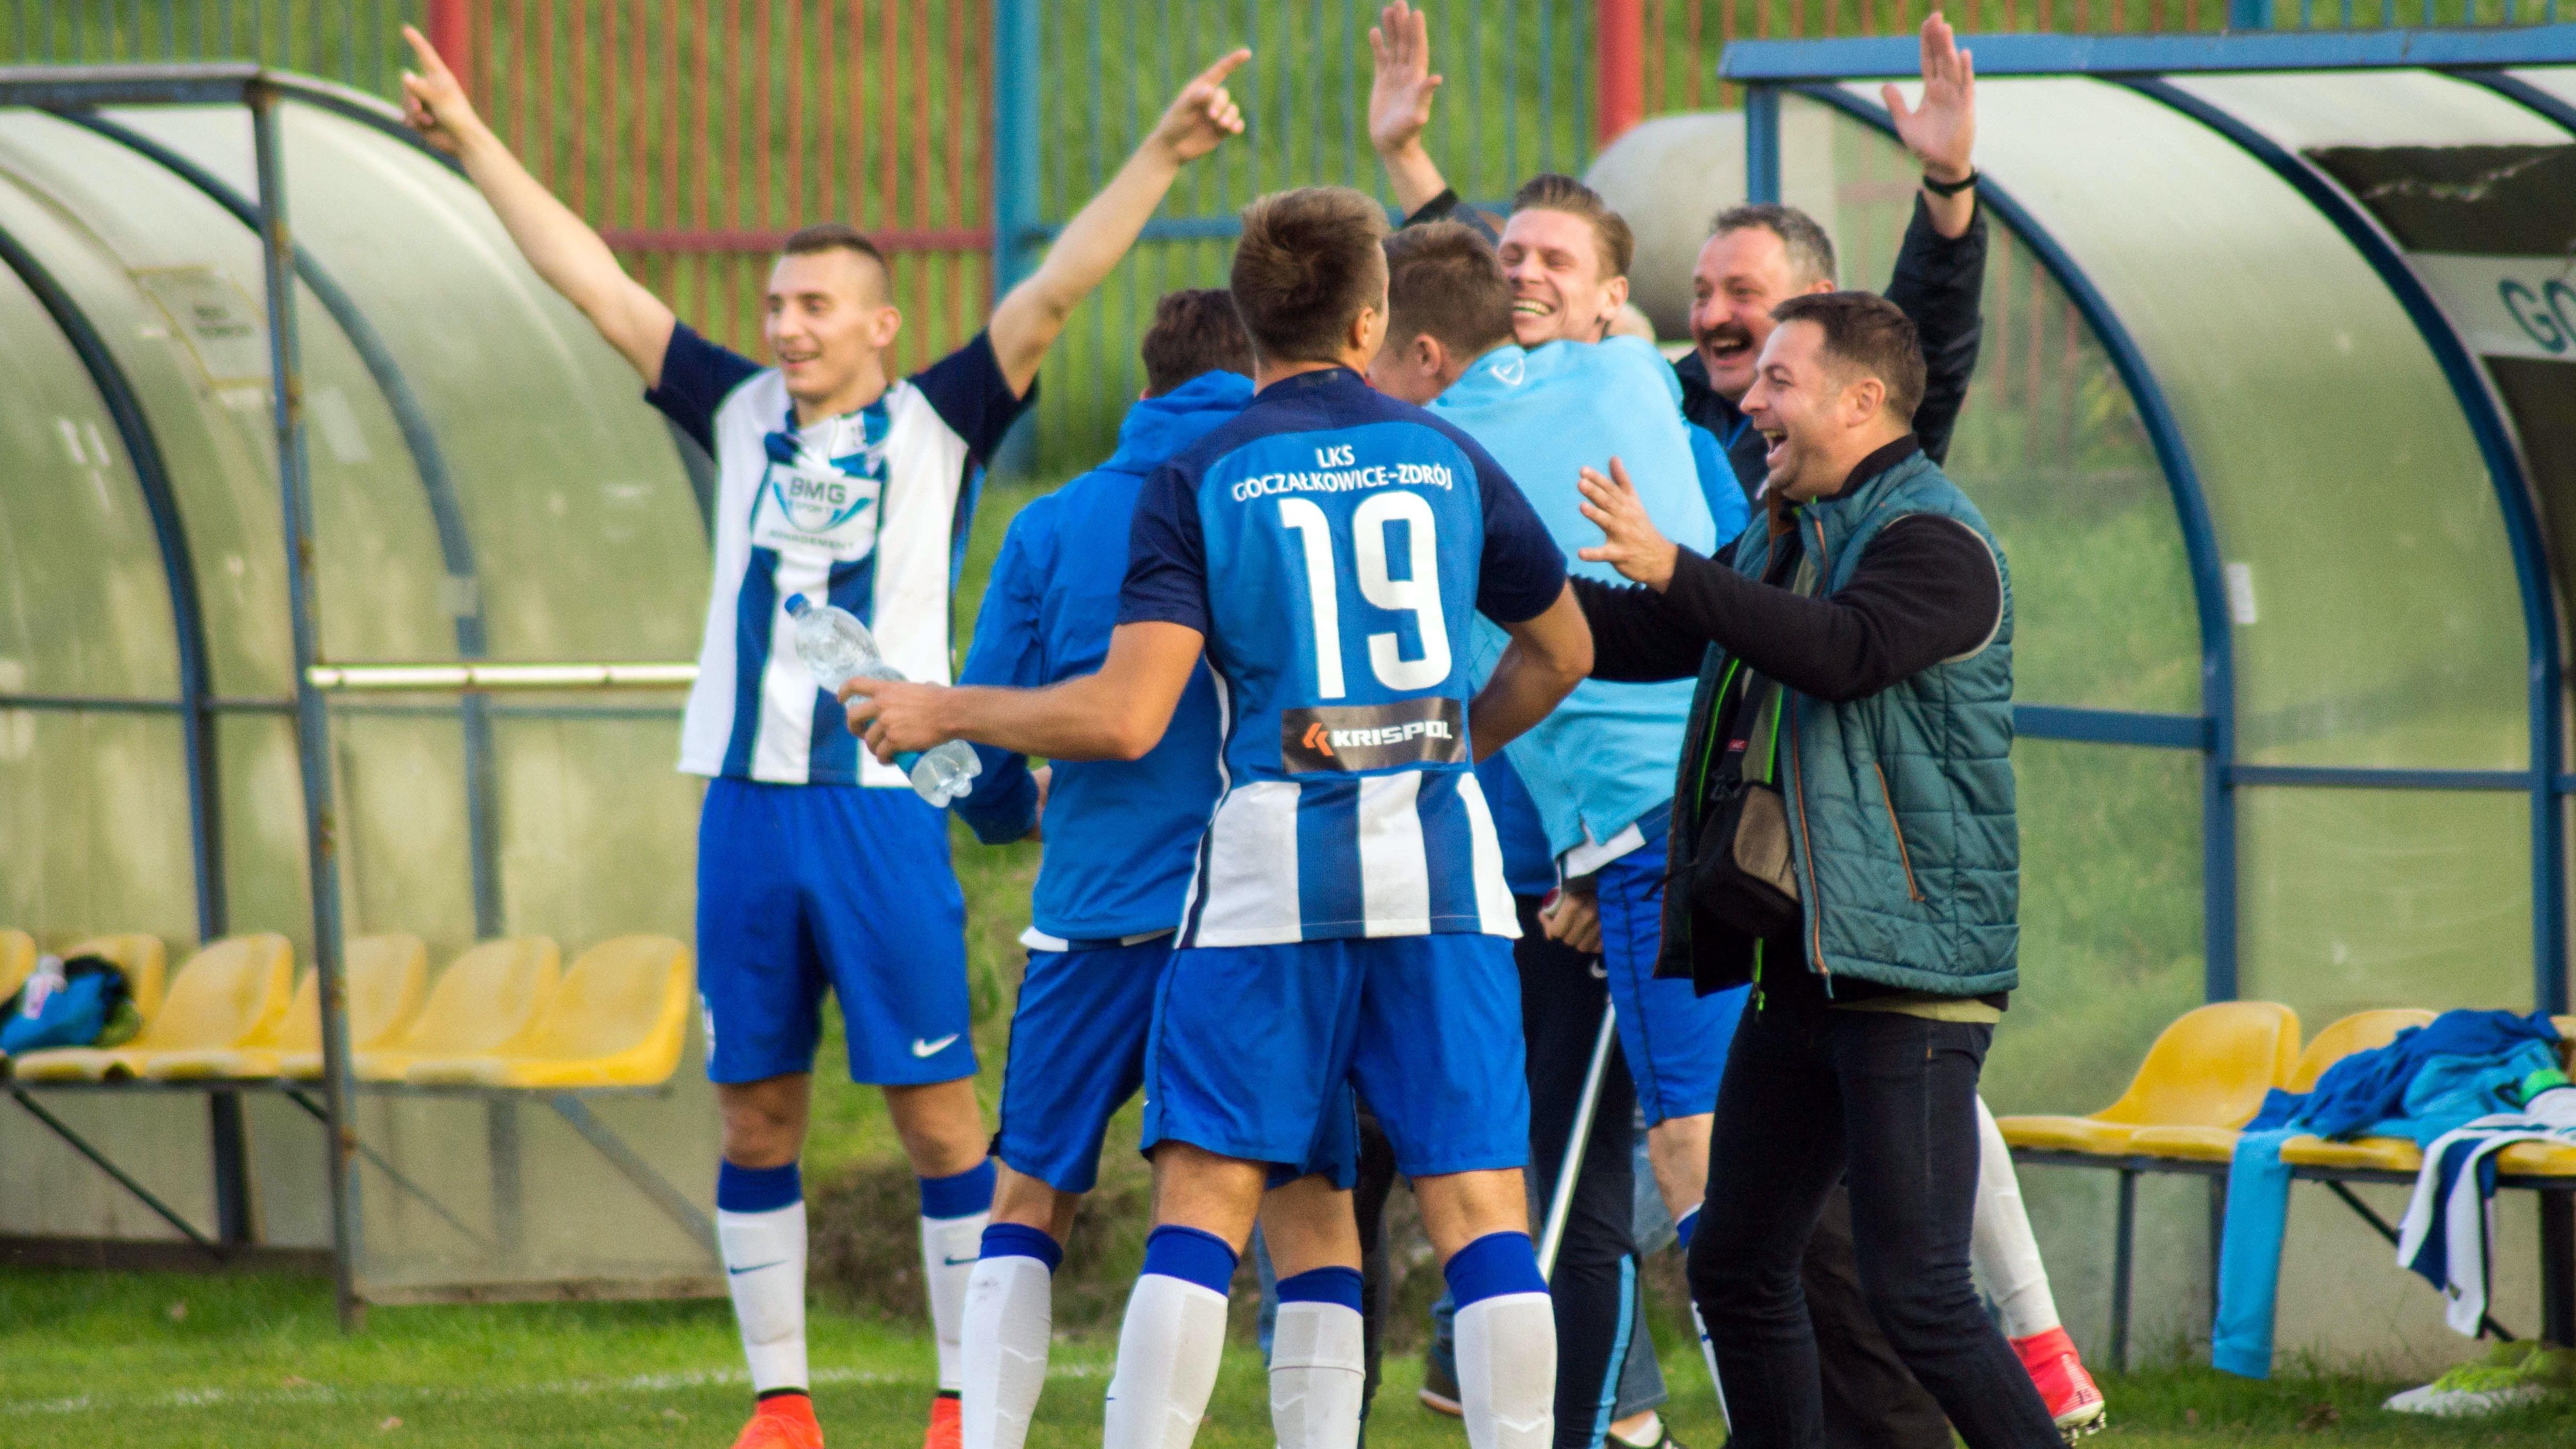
[1119,365,1568,1177]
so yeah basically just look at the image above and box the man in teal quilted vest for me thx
[1573,292,2055,1449]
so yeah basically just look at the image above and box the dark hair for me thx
[1138,289,1252,396]
[780,222,892,290]
[1382,222,1514,361]
[1510,173,1635,280]
[1710,203,1837,289]
[1230,186,1390,364]
[1770,291,1925,422]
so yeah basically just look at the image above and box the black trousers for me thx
[1517,897,1648,1448]
[1687,993,2060,1449]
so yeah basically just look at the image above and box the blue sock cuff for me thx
[1675,1207,1701,1251]
[716,1160,801,1214]
[980,1222,1064,1274]
[1141,1224,1239,1296]
[1277,1265,1364,1313]
[1444,1231,1545,1307]
[919,1159,997,1220]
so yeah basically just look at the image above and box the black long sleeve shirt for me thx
[1577,438,2002,694]
[1675,194,1988,503]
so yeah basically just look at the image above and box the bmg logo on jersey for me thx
[1280,698,1467,773]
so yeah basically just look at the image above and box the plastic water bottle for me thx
[785,594,981,806]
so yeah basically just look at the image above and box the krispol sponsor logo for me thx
[1280,698,1469,773]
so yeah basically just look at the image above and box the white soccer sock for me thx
[718,1200,809,1395]
[1268,1300,1364,1449]
[962,1238,1056,1449]
[1455,1292,1556,1449]
[922,1209,988,1393]
[1971,1094,2062,1338]
[1102,1272,1230,1449]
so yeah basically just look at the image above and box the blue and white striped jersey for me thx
[647,323,1029,785]
[1119,368,1568,947]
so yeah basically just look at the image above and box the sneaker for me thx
[731,1393,823,1449]
[921,1391,962,1449]
[1417,1352,1463,1418]
[2012,1327,2106,1440]
[1607,1412,1688,1449]
[2385,1343,2563,1417]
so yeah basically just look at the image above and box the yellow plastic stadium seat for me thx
[403,935,692,1088]
[2128,1009,2438,1164]
[331,937,561,1082]
[2280,1133,2422,1173]
[61,934,169,1017]
[143,936,428,1080]
[0,929,34,1006]
[10,935,292,1082]
[2497,1139,2576,1178]
[1998,1001,2300,1157]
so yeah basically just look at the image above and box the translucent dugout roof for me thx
[0,69,718,1309]
[1722,26,2576,1024]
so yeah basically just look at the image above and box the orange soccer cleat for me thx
[730,1392,824,1449]
[2013,1327,2106,1440]
[921,1391,962,1449]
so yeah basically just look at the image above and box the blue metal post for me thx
[1746,86,1781,204]
[991,0,1041,474]
[2228,0,2277,28]
[251,79,365,1333]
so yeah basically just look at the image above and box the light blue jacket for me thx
[1438,337,1725,859]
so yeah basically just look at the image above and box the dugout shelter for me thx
[1591,22,2576,1371]
[0,66,719,1325]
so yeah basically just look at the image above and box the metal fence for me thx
[3,0,2564,465]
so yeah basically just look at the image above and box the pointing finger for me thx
[399,24,452,84]
[1195,47,1251,88]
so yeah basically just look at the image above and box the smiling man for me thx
[398,29,1247,1449]
[1571,293,2054,1449]
[1678,14,1986,508]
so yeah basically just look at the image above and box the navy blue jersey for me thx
[1119,368,1566,946]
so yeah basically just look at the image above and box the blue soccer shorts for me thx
[1001,936,1355,1193]
[695,777,974,1086]
[1143,932,1528,1181]
[1596,834,1748,1125]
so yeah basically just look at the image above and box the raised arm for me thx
[987,51,1248,395]
[1883,12,1978,241]
[399,26,676,383]
[1369,3,1451,217]
[841,621,1206,765]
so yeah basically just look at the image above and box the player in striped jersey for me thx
[844,186,1594,1449]
[943,291,1359,1449]
[399,30,1248,1449]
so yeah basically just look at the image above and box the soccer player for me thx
[1369,215,1726,1449]
[944,290,1362,1449]
[842,185,1594,1449]
[396,31,1248,1449]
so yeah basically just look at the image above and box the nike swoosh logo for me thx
[727,1260,789,1276]
[912,1035,961,1058]
[941,1255,977,1266]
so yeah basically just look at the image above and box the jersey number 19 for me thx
[1277,494,1451,699]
